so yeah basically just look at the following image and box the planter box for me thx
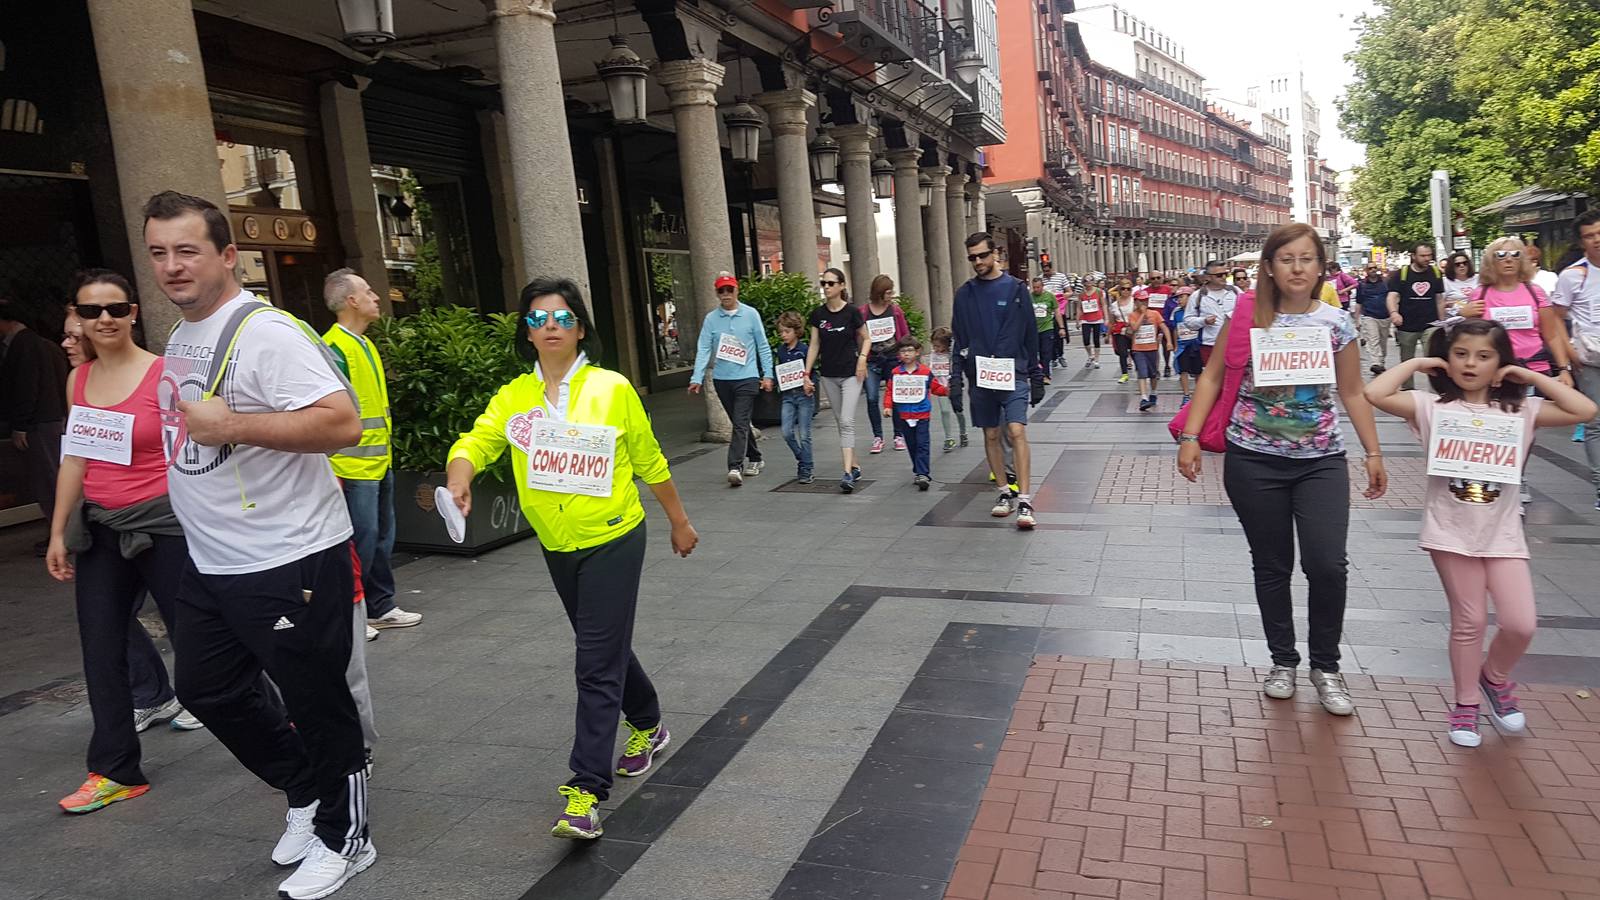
[392,469,534,555]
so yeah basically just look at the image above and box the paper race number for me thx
[715,332,749,366]
[1249,326,1335,386]
[1488,305,1535,330]
[526,420,617,497]
[64,406,135,466]
[1134,323,1157,345]
[1426,408,1525,484]
[975,356,1015,391]
[1080,297,1100,314]
[866,316,897,344]
[930,358,951,379]
[775,359,807,392]
[891,374,927,405]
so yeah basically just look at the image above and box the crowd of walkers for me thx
[15,188,1600,896]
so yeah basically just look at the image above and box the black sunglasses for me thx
[72,302,134,319]
[967,249,995,262]
[819,279,841,287]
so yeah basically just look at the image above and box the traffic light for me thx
[1040,251,1052,268]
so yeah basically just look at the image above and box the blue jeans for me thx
[903,417,931,476]
[862,356,904,441]
[342,472,397,618]
[780,391,814,475]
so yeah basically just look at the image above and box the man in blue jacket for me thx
[951,232,1041,529]
[690,272,774,486]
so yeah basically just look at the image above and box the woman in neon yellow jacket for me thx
[445,277,697,841]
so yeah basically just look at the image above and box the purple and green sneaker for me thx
[617,722,671,777]
[551,786,602,840]
[1479,673,1527,732]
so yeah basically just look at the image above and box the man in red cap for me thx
[689,271,774,485]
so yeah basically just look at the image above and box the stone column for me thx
[834,124,880,297]
[967,177,987,235]
[756,88,819,285]
[922,165,952,328]
[946,170,968,296]
[478,109,526,307]
[488,0,589,294]
[888,148,931,323]
[658,58,735,440]
[319,80,391,313]
[87,0,228,346]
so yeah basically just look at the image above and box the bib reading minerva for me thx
[1249,326,1335,387]
[1426,408,1525,485]
[526,420,617,497]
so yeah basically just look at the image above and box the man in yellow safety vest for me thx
[322,269,422,640]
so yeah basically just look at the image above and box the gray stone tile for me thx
[1137,633,1245,665]
[1089,576,1185,600]
[331,856,540,899]
[710,741,862,802]
[604,843,792,900]
[1035,629,1139,658]
[1043,605,1143,631]
[653,789,830,861]
[1138,608,1240,638]
[413,798,575,870]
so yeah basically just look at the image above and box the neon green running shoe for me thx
[551,786,602,840]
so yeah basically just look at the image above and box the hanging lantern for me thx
[808,130,840,185]
[872,157,895,198]
[335,0,395,46]
[965,195,977,220]
[595,34,649,124]
[918,173,934,208]
[722,99,765,165]
[952,46,986,83]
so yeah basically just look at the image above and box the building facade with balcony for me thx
[1246,70,1322,229]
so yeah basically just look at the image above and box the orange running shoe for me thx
[59,774,148,814]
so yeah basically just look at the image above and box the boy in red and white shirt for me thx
[880,337,948,490]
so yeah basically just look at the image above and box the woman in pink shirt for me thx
[44,270,193,814]
[1457,236,1574,385]
[1365,319,1596,748]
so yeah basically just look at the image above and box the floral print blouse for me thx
[1225,303,1358,458]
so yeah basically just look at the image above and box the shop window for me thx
[216,139,305,210]
[643,251,692,374]
[372,165,478,313]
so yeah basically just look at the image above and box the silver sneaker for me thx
[1309,669,1354,716]
[990,492,1016,517]
[742,459,763,477]
[1262,666,1296,700]
[133,697,181,733]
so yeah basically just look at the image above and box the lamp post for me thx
[595,34,649,124]
[722,99,765,165]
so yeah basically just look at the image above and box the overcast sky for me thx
[1118,0,1376,171]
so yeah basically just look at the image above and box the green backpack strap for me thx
[187,301,354,403]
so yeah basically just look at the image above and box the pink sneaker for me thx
[870,436,884,454]
[894,435,907,451]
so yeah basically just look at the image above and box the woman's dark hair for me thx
[68,268,136,306]
[514,277,602,363]
[1446,252,1475,278]
[827,267,851,303]
[1425,318,1523,412]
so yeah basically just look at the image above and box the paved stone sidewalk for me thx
[1,346,1598,899]
[950,656,1600,900]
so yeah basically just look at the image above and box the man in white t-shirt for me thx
[144,191,374,899]
[1551,209,1600,509]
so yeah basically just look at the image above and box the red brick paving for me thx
[1093,455,1428,509]
[947,657,1600,900]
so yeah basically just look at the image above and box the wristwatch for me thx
[1178,434,1199,444]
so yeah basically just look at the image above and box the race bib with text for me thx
[1250,326,1336,386]
[975,356,1016,391]
[715,332,749,366]
[775,359,807,392]
[526,420,617,497]
[64,406,135,466]
[1488,305,1535,330]
[892,374,927,404]
[866,316,897,344]
[1427,408,1525,484]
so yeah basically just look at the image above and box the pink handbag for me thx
[1168,297,1254,453]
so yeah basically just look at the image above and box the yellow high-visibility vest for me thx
[322,324,392,479]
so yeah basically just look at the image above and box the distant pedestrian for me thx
[0,293,69,554]
[1551,209,1600,508]
[928,326,967,451]
[1354,263,1392,374]
[806,268,870,492]
[773,311,815,483]
[878,336,947,490]
[1385,242,1445,390]
[689,272,772,486]
[860,274,911,454]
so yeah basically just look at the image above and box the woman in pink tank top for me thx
[43,270,196,814]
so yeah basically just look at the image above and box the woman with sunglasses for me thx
[806,268,871,491]
[446,278,697,841]
[46,269,195,814]
[860,274,910,454]
[1444,252,1479,298]
[1457,238,1573,389]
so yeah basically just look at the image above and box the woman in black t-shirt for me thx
[804,268,871,492]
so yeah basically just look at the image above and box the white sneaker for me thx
[742,459,764,477]
[365,624,379,642]
[727,468,743,487]
[277,839,377,900]
[170,708,206,731]
[272,801,320,866]
[368,608,421,629]
[133,698,181,733]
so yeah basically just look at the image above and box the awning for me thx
[1228,251,1260,263]
[1473,185,1587,216]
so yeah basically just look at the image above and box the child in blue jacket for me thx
[880,337,948,491]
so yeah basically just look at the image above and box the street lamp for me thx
[595,34,649,124]
[952,45,986,83]
[872,157,895,198]
[918,173,934,208]
[722,99,765,165]
[335,0,395,46]
[808,130,840,185]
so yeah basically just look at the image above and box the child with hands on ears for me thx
[1365,318,1597,747]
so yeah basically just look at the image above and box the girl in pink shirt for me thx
[1365,319,1596,748]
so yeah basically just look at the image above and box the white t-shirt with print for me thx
[160,291,353,574]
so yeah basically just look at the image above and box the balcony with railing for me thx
[1244,223,1270,238]
[1147,209,1177,225]
[1217,219,1245,234]
[1111,202,1146,220]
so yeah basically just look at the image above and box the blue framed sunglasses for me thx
[525,309,578,330]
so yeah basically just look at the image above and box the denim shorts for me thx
[968,382,1030,428]
[1133,349,1161,379]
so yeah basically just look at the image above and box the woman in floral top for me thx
[1176,223,1388,717]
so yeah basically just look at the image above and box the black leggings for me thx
[76,524,187,786]
[1080,323,1102,349]
[1223,443,1351,672]
[1112,333,1133,374]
